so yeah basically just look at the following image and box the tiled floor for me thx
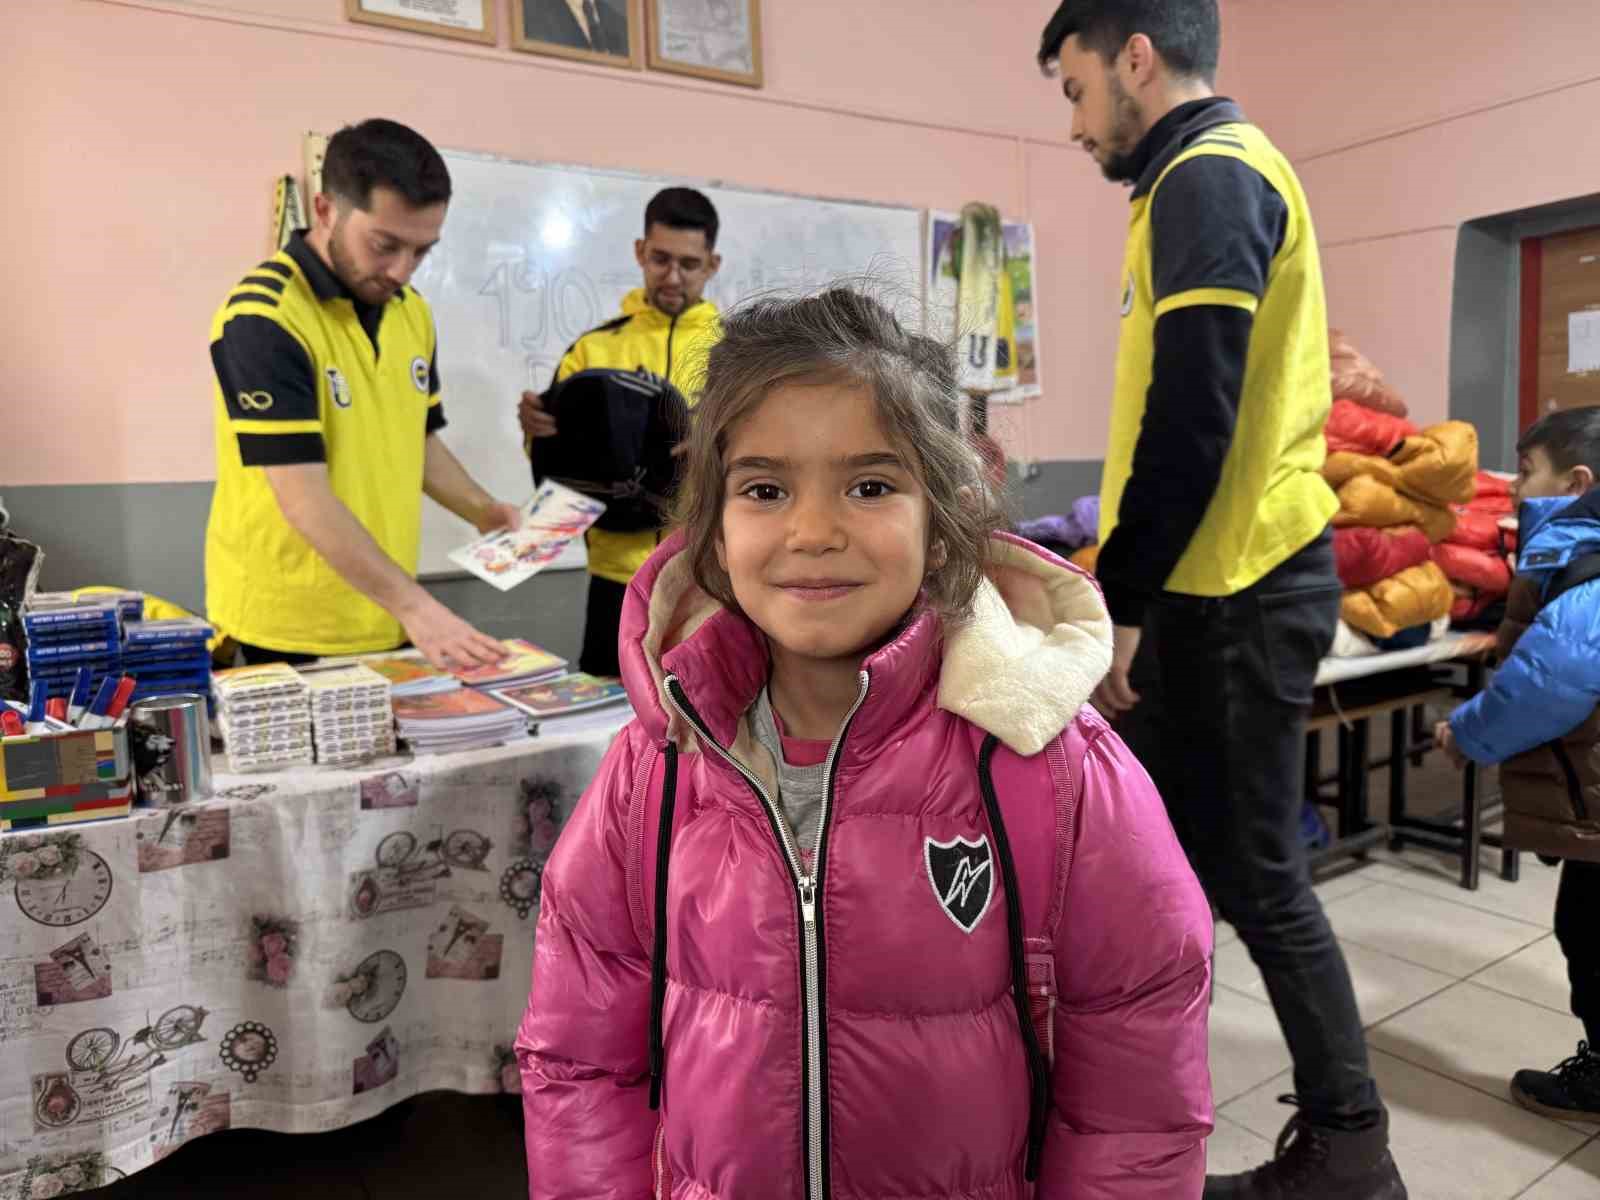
[1215,847,1600,1199]
[79,732,1600,1199]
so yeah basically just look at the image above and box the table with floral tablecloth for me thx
[0,722,621,1200]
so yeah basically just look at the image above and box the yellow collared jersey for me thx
[204,231,445,656]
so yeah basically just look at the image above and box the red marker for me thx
[0,708,24,737]
[104,676,137,723]
[46,698,67,722]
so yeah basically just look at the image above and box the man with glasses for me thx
[518,187,722,676]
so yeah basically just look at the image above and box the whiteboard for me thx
[410,150,925,577]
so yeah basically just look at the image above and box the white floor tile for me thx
[1322,882,1548,977]
[1313,863,1387,905]
[1518,1138,1600,1199]
[1214,937,1454,1027]
[1372,854,1561,930]
[1370,982,1593,1129]
[1208,982,1295,1107]
[1221,1050,1589,1200]
[1475,935,1574,1018]
[1204,1114,1275,1176]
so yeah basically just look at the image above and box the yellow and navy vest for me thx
[1102,119,1337,596]
[205,233,442,655]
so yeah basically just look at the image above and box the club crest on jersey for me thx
[924,834,994,934]
[411,356,430,393]
[326,366,352,409]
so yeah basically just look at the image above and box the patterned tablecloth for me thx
[0,723,621,1199]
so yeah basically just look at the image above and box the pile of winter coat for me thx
[1325,331,1474,648]
[1436,471,1517,624]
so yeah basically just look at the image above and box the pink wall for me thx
[12,2,1593,490]
[1224,0,1600,427]
[2,0,1130,487]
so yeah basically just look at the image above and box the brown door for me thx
[1521,225,1600,430]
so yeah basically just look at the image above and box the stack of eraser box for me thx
[123,618,214,708]
[22,593,136,706]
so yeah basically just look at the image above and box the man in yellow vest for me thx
[518,189,722,676]
[1039,5,1407,1197]
[205,119,519,671]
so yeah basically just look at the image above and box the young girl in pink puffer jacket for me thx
[517,289,1214,1199]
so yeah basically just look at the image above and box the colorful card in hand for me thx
[448,481,606,592]
[493,673,627,719]
[451,639,568,689]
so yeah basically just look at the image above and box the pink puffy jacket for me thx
[516,532,1214,1199]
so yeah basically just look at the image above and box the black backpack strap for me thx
[1546,552,1600,606]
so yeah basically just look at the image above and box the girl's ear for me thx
[927,538,949,571]
[715,530,728,573]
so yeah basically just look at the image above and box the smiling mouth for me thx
[777,582,861,602]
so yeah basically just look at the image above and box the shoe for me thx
[1205,1096,1407,1199]
[1511,1041,1600,1123]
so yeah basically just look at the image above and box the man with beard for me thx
[518,188,722,677]
[1037,4,1407,1198]
[205,119,517,670]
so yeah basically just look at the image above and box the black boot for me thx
[1510,1041,1600,1123]
[1205,1096,1407,1199]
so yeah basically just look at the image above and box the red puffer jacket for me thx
[1436,472,1519,619]
[1325,399,1417,458]
[1334,525,1432,591]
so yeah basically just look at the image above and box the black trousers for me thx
[235,642,319,667]
[1556,858,1600,1045]
[1117,531,1383,1128]
[578,575,627,678]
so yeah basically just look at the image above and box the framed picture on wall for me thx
[646,0,762,88]
[345,0,496,45]
[511,0,644,69]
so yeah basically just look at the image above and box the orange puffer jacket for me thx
[1390,422,1478,507]
[1325,455,1457,543]
[1342,561,1454,640]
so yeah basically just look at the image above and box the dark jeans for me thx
[1118,531,1382,1129]
[579,575,627,678]
[1556,859,1600,1045]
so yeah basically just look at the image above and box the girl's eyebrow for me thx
[725,452,907,473]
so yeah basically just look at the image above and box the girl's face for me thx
[718,381,930,668]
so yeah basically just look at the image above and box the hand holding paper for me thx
[448,481,606,592]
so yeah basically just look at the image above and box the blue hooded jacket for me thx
[1449,488,1600,765]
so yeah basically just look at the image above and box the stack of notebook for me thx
[451,639,567,691]
[361,653,460,699]
[392,689,526,755]
[493,672,630,737]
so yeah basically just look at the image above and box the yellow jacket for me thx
[1342,561,1454,640]
[536,289,720,585]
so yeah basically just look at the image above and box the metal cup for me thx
[128,694,213,806]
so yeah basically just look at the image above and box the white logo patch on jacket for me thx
[924,834,995,934]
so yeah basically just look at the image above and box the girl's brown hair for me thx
[672,286,1008,619]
